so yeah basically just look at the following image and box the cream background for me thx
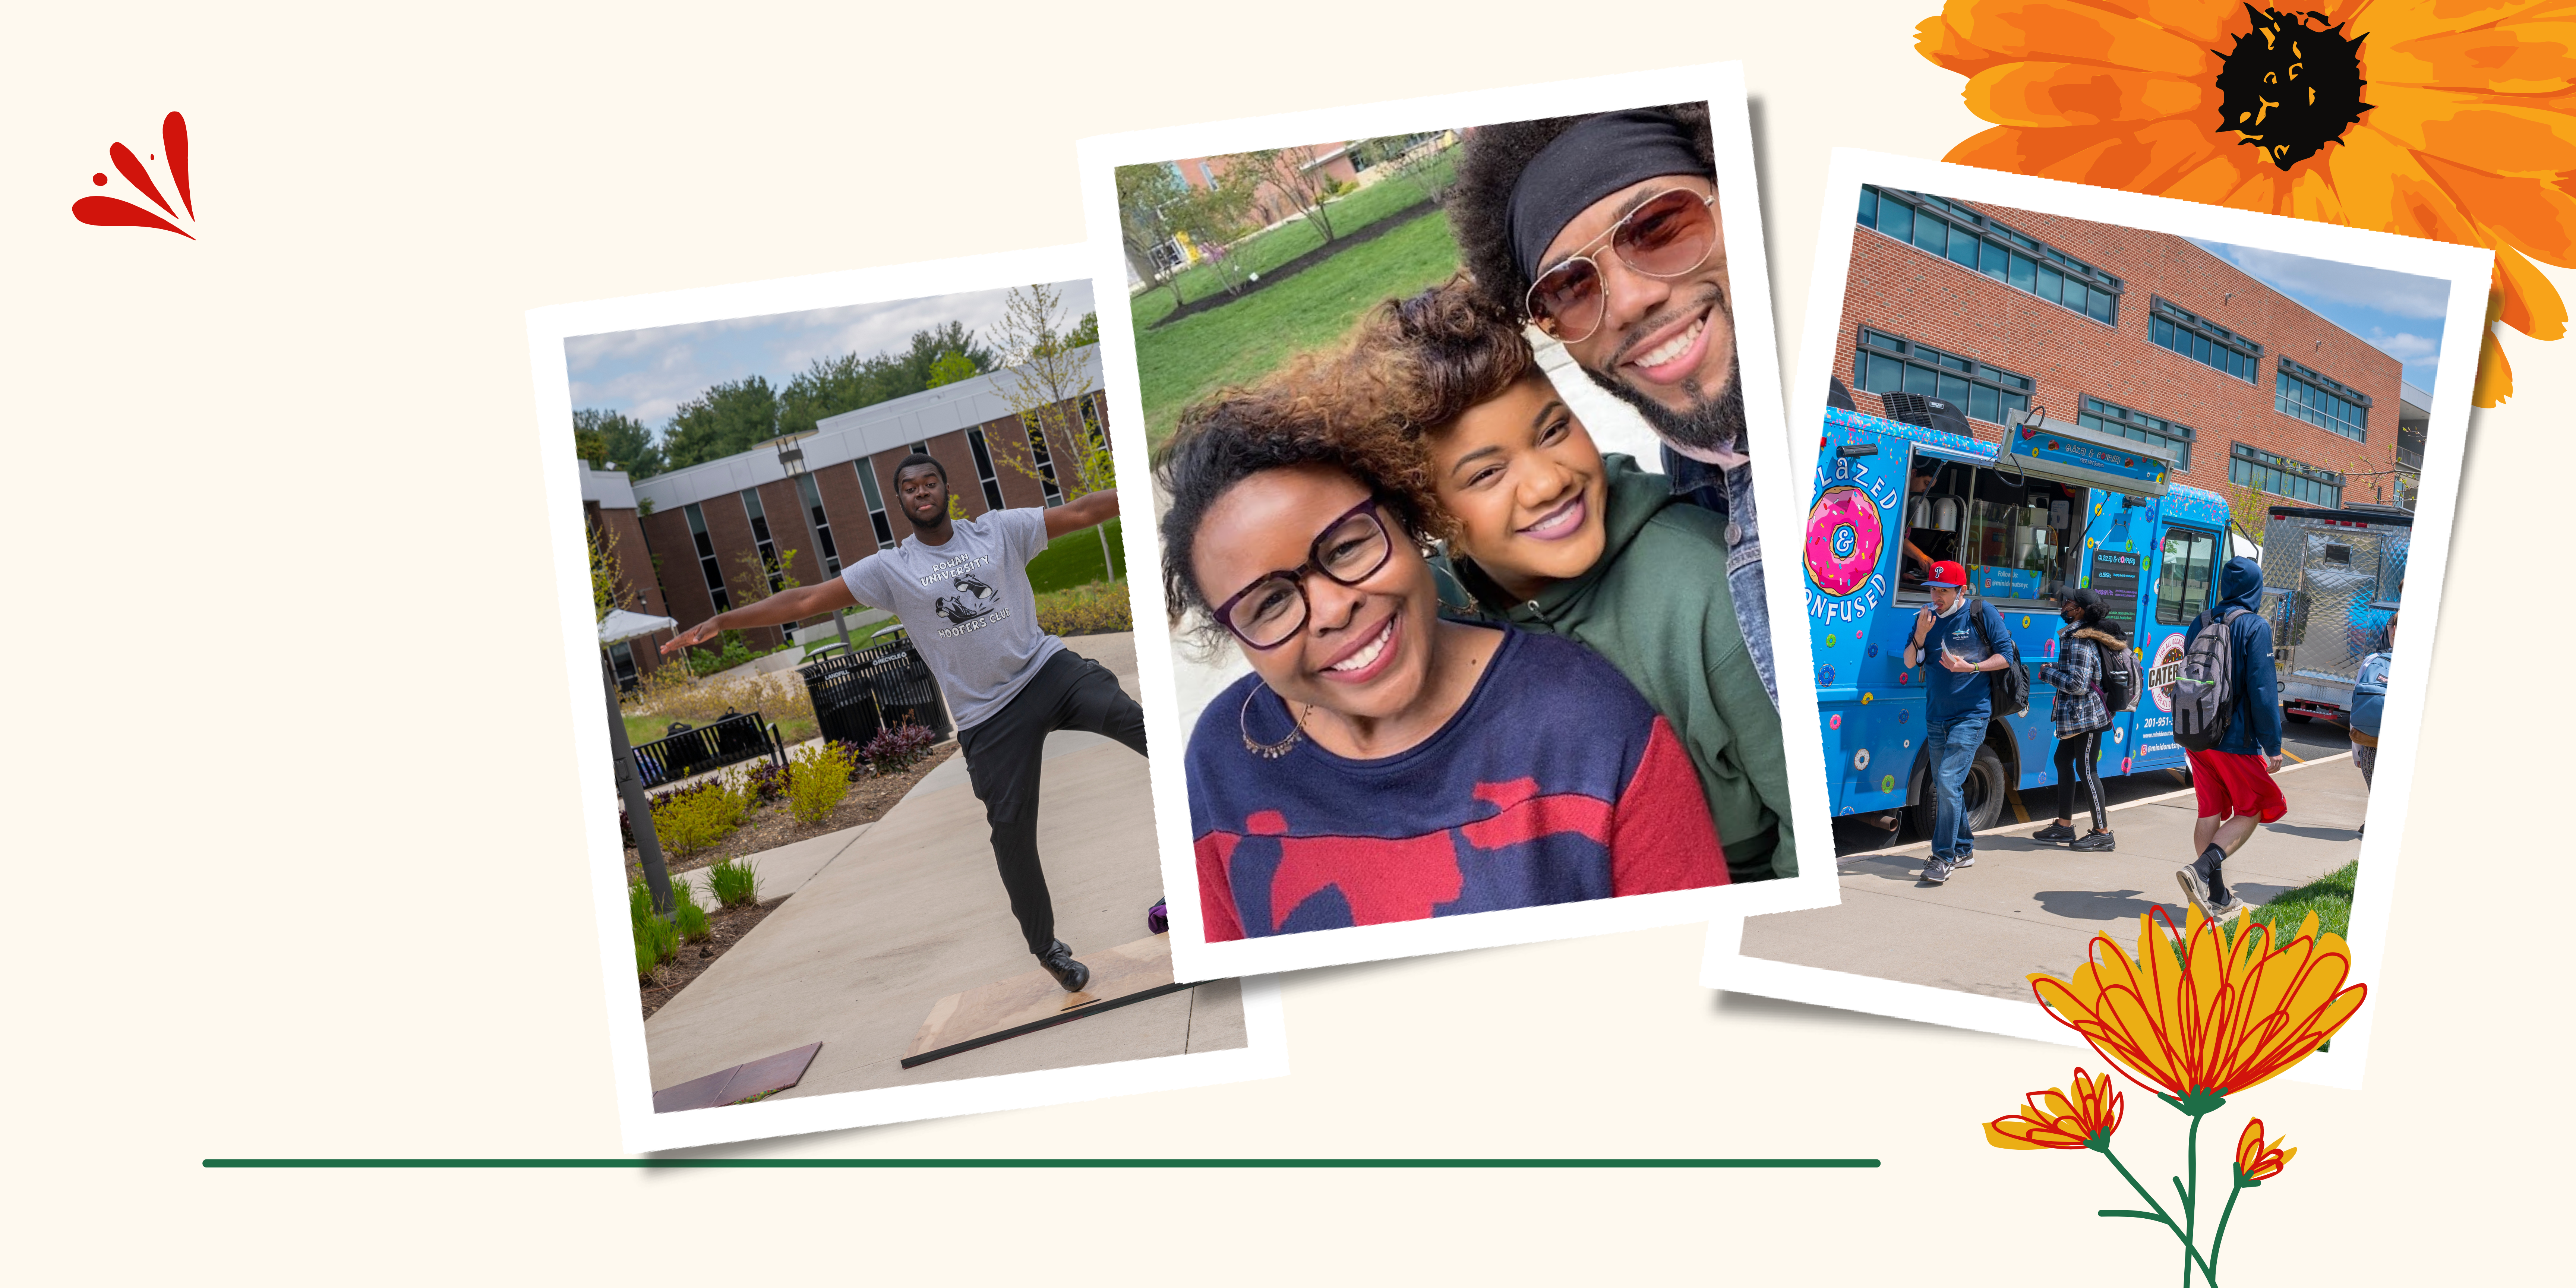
[7,3,2560,1282]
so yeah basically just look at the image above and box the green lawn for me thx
[1131,152,1459,330]
[2247,858,2356,944]
[1026,515,1127,593]
[1138,213,1462,449]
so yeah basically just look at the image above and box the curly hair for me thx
[1446,102,1717,318]
[1320,277,1541,543]
[1155,359,1438,651]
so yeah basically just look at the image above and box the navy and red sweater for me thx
[1186,627,1726,941]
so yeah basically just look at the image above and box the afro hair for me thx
[1446,102,1717,319]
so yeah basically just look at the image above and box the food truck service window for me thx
[1899,449,2088,604]
[2154,527,2219,624]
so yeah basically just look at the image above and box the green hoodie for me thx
[1447,455,1796,883]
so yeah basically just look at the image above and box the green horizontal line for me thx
[205,1158,1880,1170]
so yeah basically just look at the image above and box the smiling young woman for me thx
[1156,366,1726,941]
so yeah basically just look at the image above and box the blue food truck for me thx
[1803,405,2233,836]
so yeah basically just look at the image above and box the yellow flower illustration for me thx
[1918,0,2576,404]
[2233,1117,2295,1183]
[2030,905,2367,1112]
[1987,1067,2126,1150]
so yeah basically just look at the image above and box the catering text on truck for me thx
[1805,404,2231,835]
[2260,504,2409,726]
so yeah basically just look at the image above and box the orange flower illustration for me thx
[1918,0,2576,404]
[2233,1117,2296,1183]
[1987,1067,2126,1150]
[2031,905,2366,1113]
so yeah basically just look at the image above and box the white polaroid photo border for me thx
[1077,63,1841,984]
[1701,149,2494,1090]
[527,244,1288,1153]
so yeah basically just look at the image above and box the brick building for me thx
[583,464,674,686]
[625,347,1109,650]
[1168,143,1359,231]
[1838,188,2426,521]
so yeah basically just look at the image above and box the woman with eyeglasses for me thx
[1158,371,1726,942]
[1325,280,1795,886]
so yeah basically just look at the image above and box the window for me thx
[1079,396,1108,453]
[854,457,895,549]
[1853,328,2033,425]
[909,440,930,454]
[740,488,784,593]
[1020,413,1066,506]
[608,640,638,686]
[1899,450,2089,603]
[965,428,1007,510]
[2230,442,2343,508]
[2149,299,2262,381]
[2077,396,2194,469]
[2275,359,2370,441]
[795,471,840,577]
[1859,185,2121,323]
[1199,160,1218,189]
[682,502,730,613]
[2154,527,2219,624]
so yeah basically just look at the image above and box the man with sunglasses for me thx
[1449,104,1773,701]
[662,454,1144,993]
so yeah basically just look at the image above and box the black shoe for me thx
[2070,831,2116,853]
[1038,940,1090,993]
[2032,823,2077,845]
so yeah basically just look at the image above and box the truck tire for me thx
[1909,741,2010,841]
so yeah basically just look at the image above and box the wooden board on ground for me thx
[901,935,1192,1068]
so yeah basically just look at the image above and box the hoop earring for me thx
[1240,685,1305,760]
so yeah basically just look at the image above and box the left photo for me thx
[528,247,1284,1153]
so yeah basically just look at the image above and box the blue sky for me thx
[564,278,1097,431]
[2187,239,2447,394]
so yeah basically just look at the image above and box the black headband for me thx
[1505,110,1708,290]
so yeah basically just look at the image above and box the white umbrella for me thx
[599,607,678,645]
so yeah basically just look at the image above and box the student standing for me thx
[1904,561,2015,884]
[2174,556,2285,922]
[2033,588,2125,852]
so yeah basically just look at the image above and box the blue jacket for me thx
[2185,555,2282,757]
[1913,596,2013,721]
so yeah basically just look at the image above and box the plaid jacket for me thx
[2036,625,2122,736]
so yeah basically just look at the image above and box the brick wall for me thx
[1837,195,2404,507]
[587,501,670,679]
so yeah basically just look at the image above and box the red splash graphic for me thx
[72,112,195,240]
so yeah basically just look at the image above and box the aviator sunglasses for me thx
[1522,188,1721,344]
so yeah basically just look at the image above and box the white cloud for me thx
[2365,328,2439,362]
[2195,242,2452,318]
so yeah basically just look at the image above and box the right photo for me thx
[1714,154,2491,1052]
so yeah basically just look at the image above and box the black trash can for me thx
[863,643,952,742]
[797,652,884,750]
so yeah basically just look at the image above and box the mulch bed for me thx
[641,896,786,1020]
[624,743,959,883]
[1146,199,1440,329]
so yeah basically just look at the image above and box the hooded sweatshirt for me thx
[2184,555,2282,757]
[1448,454,1796,884]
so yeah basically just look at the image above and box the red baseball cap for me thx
[1925,560,1968,588]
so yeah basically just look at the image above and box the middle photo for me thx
[1080,64,1837,982]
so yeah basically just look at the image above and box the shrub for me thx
[1035,580,1133,636]
[671,880,713,944]
[629,881,679,978]
[707,858,760,908]
[742,758,789,804]
[786,741,856,824]
[852,722,940,776]
[652,773,752,856]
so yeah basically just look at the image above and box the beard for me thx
[1581,286,1749,460]
[902,493,950,531]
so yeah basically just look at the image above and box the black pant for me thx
[2053,729,2106,832]
[955,649,1150,957]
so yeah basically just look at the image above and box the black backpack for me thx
[1967,598,2030,717]
[2095,635,2140,713]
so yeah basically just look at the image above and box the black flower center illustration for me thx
[2214,5,2372,170]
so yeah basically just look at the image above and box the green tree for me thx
[985,282,1118,577]
[1063,311,1099,350]
[776,322,996,436]
[1116,164,1194,310]
[662,375,780,471]
[926,350,981,388]
[573,408,665,477]
[1244,145,1342,244]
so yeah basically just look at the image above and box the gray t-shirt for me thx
[840,509,1064,732]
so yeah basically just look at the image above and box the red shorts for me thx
[2187,749,2287,823]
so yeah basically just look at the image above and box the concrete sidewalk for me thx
[641,631,1244,1102]
[1742,754,2368,1001]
